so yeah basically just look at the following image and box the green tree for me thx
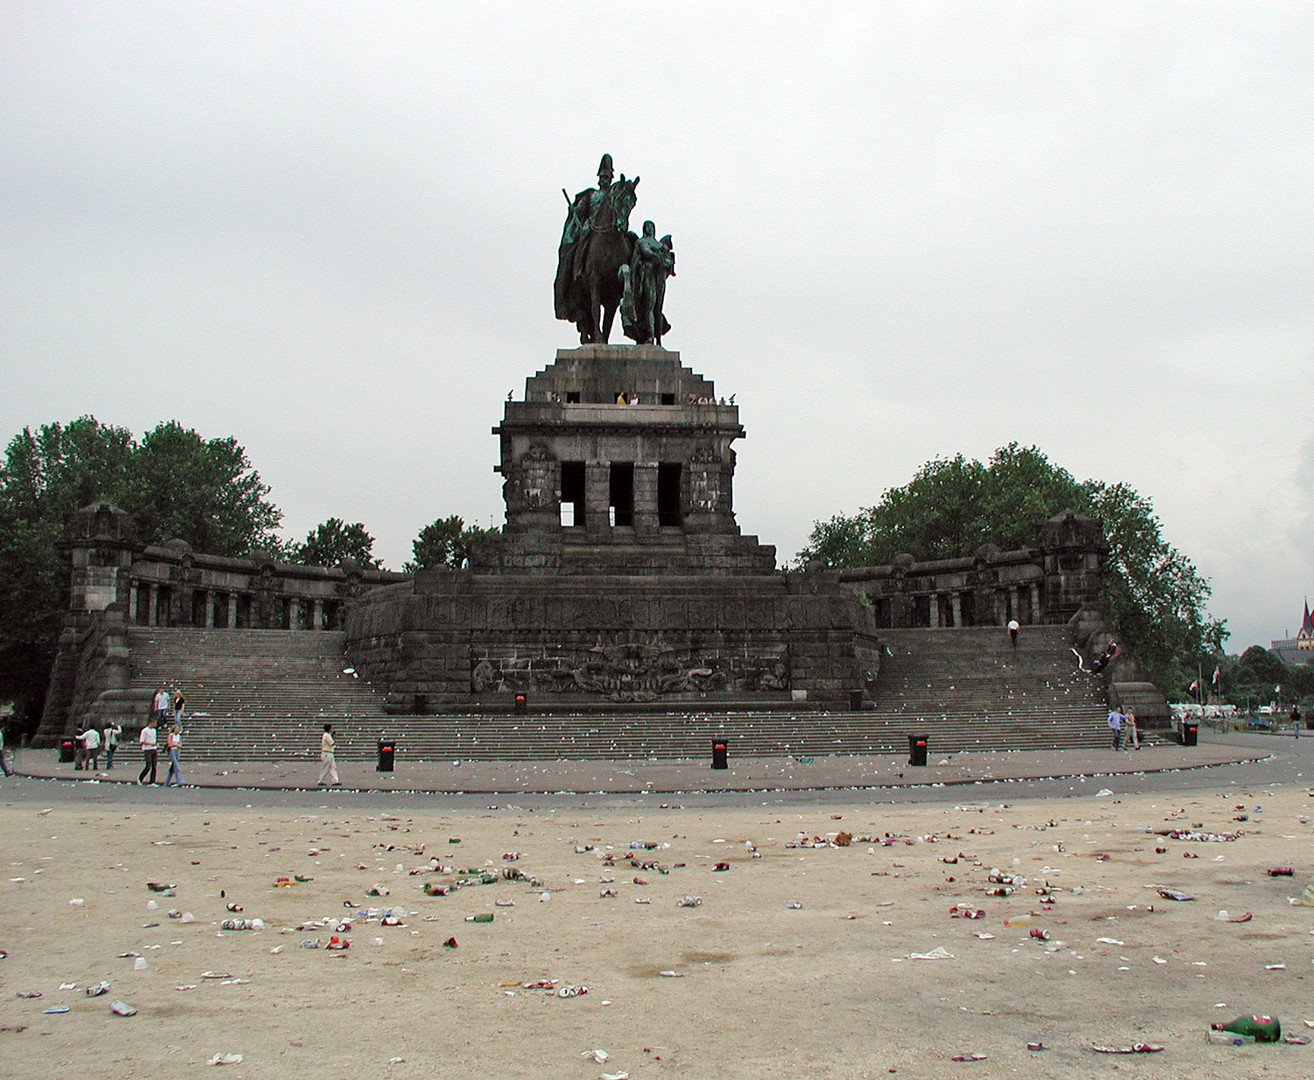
[294,518,382,568]
[125,422,282,556]
[795,443,1226,691]
[0,417,284,729]
[405,515,499,571]
[0,419,137,724]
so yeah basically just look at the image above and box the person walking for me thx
[137,718,159,785]
[152,687,172,724]
[164,722,184,786]
[0,726,13,777]
[83,724,102,771]
[1007,618,1020,648]
[318,723,340,787]
[1292,704,1302,740]
[1125,706,1141,750]
[103,721,122,770]
[172,690,186,731]
[1107,705,1124,751]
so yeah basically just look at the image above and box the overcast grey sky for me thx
[3,2,1311,653]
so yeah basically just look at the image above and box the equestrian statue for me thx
[554,154,674,346]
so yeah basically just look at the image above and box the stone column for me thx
[204,591,215,629]
[146,585,158,627]
[585,460,610,536]
[128,583,140,624]
[633,462,659,534]
[226,593,237,628]
[1029,582,1042,623]
[928,593,940,628]
[310,599,323,631]
[950,593,963,628]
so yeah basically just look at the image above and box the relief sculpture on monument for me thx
[469,643,792,701]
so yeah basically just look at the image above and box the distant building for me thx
[1271,600,1314,666]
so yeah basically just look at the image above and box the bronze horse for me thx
[570,177,639,344]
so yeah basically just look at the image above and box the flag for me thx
[1212,666,1221,684]
[1189,679,1199,691]
[1276,684,1282,694]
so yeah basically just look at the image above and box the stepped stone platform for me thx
[121,623,1109,763]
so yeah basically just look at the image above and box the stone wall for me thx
[35,502,408,744]
[833,511,1106,628]
[343,571,880,709]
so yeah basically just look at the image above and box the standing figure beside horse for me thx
[554,155,673,346]
[620,220,675,346]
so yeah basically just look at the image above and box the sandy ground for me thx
[2,783,1313,1079]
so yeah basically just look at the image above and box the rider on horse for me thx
[555,154,642,342]
[554,154,617,328]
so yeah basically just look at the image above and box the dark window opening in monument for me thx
[937,594,953,628]
[156,586,172,627]
[236,594,251,629]
[657,463,682,527]
[960,593,976,627]
[135,588,149,625]
[560,461,586,527]
[609,463,634,527]
[660,392,676,405]
[191,590,207,627]
[913,594,931,627]
[565,391,580,403]
[212,593,229,629]
[873,597,891,628]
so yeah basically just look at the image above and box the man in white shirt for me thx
[82,725,102,771]
[1007,618,1020,648]
[138,719,159,785]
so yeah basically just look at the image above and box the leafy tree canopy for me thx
[795,443,1227,693]
[1214,645,1312,709]
[405,515,499,572]
[293,518,382,569]
[0,417,283,726]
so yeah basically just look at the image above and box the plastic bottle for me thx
[464,913,494,923]
[1210,1015,1281,1042]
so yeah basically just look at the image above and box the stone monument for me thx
[343,158,882,708]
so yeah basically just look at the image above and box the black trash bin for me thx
[711,738,728,770]
[849,689,864,711]
[377,738,396,772]
[413,694,427,716]
[59,738,76,763]
[908,733,929,767]
[1181,721,1198,747]
[514,694,527,715]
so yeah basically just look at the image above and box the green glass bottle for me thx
[1211,1015,1281,1042]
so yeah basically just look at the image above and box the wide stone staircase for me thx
[127,629,390,762]
[864,626,1107,751]
[126,623,1108,762]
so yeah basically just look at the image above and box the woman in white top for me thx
[164,723,184,786]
